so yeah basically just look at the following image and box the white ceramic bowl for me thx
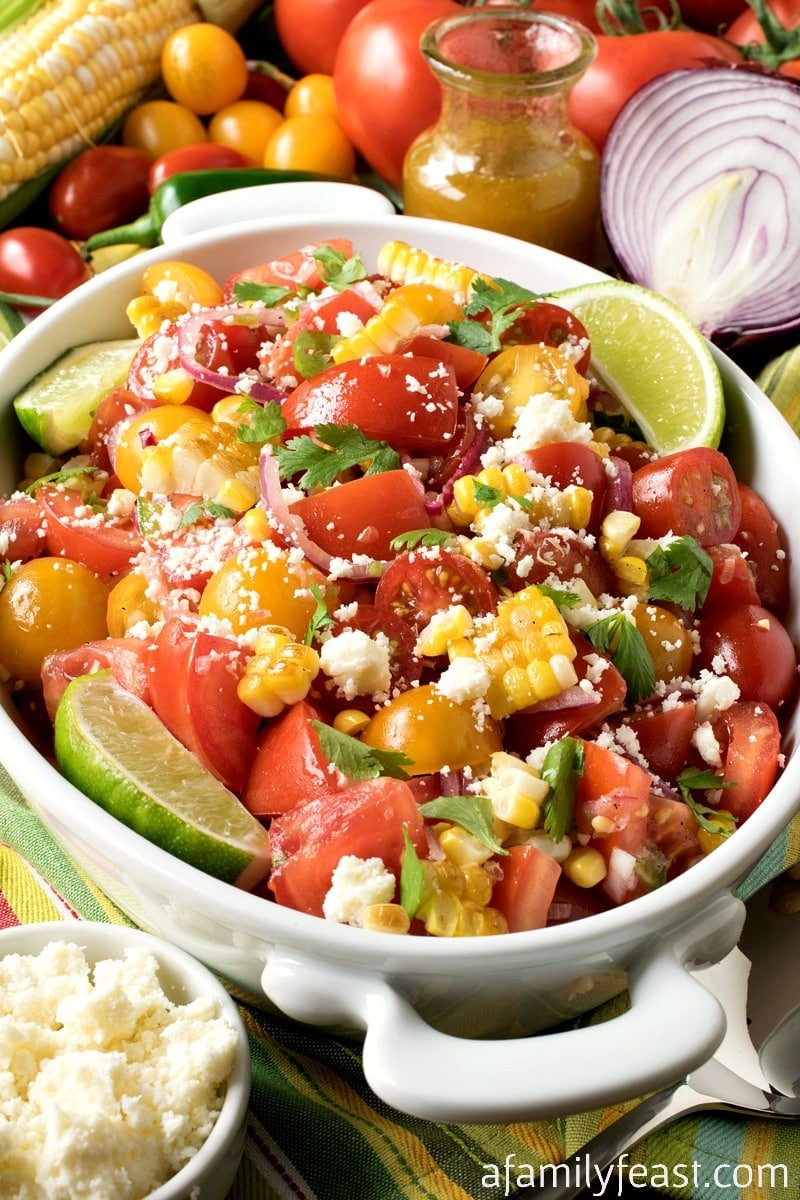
[0,921,250,1199]
[1,213,799,1123]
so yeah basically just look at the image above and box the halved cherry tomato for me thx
[266,285,381,380]
[288,470,431,562]
[697,603,797,710]
[49,146,152,240]
[243,698,346,817]
[631,447,742,546]
[147,143,252,193]
[491,844,561,933]
[732,482,790,615]
[125,319,262,413]
[700,544,760,615]
[37,485,142,578]
[646,795,701,880]
[267,776,427,916]
[224,237,355,297]
[316,602,423,712]
[81,387,158,468]
[281,355,459,452]
[41,637,155,721]
[149,616,259,793]
[712,700,782,821]
[399,333,489,389]
[575,740,654,904]
[375,547,498,636]
[199,544,328,639]
[501,300,592,376]
[504,528,615,596]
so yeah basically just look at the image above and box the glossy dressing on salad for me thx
[0,236,796,939]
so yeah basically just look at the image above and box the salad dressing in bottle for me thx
[403,8,601,264]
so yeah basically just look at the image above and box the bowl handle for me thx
[260,891,743,1122]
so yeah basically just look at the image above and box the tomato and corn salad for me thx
[0,237,797,936]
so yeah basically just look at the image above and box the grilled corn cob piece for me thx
[237,625,320,718]
[0,0,259,227]
[138,413,261,504]
[331,283,462,364]
[376,239,488,300]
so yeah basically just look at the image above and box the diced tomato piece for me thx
[224,237,355,298]
[41,638,156,721]
[547,876,611,925]
[288,469,430,562]
[149,616,259,794]
[575,740,654,904]
[399,334,489,389]
[712,700,782,822]
[281,354,459,453]
[243,699,346,817]
[490,843,561,933]
[610,699,697,784]
[267,776,427,917]
[266,285,381,380]
[646,794,701,880]
[0,494,47,563]
[37,484,142,578]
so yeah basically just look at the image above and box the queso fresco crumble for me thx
[0,940,238,1200]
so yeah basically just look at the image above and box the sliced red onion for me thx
[527,685,601,714]
[601,66,800,343]
[177,307,288,403]
[606,454,633,513]
[259,449,384,580]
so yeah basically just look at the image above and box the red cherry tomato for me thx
[610,699,697,784]
[126,319,263,412]
[0,494,47,562]
[712,700,782,821]
[569,28,740,151]
[274,0,375,75]
[48,146,151,240]
[501,300,592,376]
[515,441,610,531]
[504,528,615,596]
[697,603,797,709]
[333,0,460,188]
[0,227,90,311]
[732,482,790,615]
[288,470,432,561]
[375,548,498,637]
[147,143,251,193]
[700,544,760,615]
[40,637,155,722]
[631,446,742,546]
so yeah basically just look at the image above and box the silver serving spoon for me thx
[519,875,800,1200]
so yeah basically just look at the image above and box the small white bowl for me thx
[0,921,250,1200]
[160,179,396,244]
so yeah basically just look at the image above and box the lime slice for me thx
[13,338,140,456]
[0,300,24,351]
[552,279,725,454]
[54,672,271,889]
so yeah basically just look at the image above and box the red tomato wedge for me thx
[268,776,427,916]
[491,843,561,932]
[399,334,489,389]
[243,699,347,817]
[266,286,381,380]
[41,639,156,721]
[0,494,47,562]
[149,617,259,794]
[37,484,142,578]
[281,354,459,453]
[224,238,355,297]
[713,700,782,822]
[288,469,431,562]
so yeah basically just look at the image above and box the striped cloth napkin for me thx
[1,758,799,1200]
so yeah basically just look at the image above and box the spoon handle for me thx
[514,1079,716,1199]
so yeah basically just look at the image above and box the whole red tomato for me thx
[569,28,741,150]
[727,0,800,76]
[470,0,674,31]
[48,145,151,240]
[274,0,375,75]
[678,1,748,30]
[0,228,90,311]
[147,143,251,194]
[333,0,459,188]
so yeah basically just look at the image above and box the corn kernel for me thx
[361,903,411,934]
[600,510,642,561]
[420,890,461,938]
[697,810,737,855]
[242,507,272,543]
[439,824,494,867]
[460,864,494,907]
[152,368,195,405]
[500,462,531,496]
[125,294,186,339]
[416,604,475,658]
[563,846,607,888]
[212,396,248,425]
[333,708,371,736]
[615,555,649,591]
[215,477,258,514]
[478,907,509,936]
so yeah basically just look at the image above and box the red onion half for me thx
[601,67,800,344]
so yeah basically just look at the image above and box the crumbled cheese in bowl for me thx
[0,937,242,1200]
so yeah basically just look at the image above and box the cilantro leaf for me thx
[275,423,400,490]
[234,397,287,445]
[230,280,294,307]
[676,767,737,837]
[448,276,541,353]
[472,479,533,512]
[313,245,367,291]
[292,330,338,379]
[25,465,100,496]
[585,611,655,704]
[418,795,508,856]
[541,737,584,843]
[178,500,236,528]
[536,582,583,611]
[390,528,451,552]
[646,536,712,611]
[400,826,425,920]
[303,583,335,645]
[313,720,412,780]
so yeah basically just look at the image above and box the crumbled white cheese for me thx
[434,656,491,704]
[319,628,392,699]
[692,669,740,723]
[322,856,396,925]
[692,720,723,768]
[0,941,238,1200]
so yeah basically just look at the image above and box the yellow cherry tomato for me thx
[0,558,109,685]
[473,344,591,439]
[199,545,330,639]
[160,23,249,116]
[114,407,214,494]
[631,603,694,685]
[122,100,207,160]
[140,261,223,309]
[263,114,356,179]
[107,572,162,638]
[208,100,285,164]
[360,683,503,776]
[284,74,338,119]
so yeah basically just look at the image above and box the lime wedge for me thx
[54,672,271,889]
[552,279,725,454]
[13,338,140,456]
[0,300,24,351]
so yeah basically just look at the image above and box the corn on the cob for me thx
[331,283,463,364]
[237,625,320,718]
[0,0,259,227]
[376,239,488,300]
[137,415,261,503]
[446,586,578,720]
